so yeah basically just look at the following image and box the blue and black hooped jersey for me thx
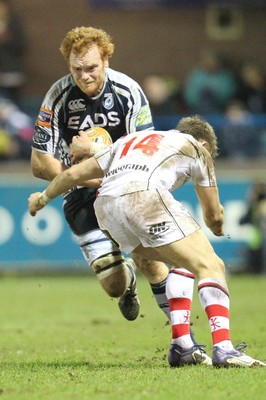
[32,68,154,168]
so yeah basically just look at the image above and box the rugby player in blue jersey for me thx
[31,26,210,363]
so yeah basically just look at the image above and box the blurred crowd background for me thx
[0,0,266,162]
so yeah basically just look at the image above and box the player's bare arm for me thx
[31,150,65,181]
[195,185,224,236]
[28,157,104,216]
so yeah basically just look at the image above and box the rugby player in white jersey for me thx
[29,115,266,368]
[30,26,208,360]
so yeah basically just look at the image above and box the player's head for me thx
[60,26,114,62]
[176,115,219,159]
[60,27,114,97]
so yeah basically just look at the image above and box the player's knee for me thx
[197,254,225,280]
[213,256,226,275]
[91,252,130,298]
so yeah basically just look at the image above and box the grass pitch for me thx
[0,273,265,399]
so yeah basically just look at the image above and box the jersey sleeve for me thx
[191,149,217,187]
[107,68,154,134]
[126,81,154,133]
[32,75,71,156]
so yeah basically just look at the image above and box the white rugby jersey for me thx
[95,129,217,197]
[32,68,153,168]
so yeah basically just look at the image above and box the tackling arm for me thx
[32,148,101,189]
[28,157,104,216]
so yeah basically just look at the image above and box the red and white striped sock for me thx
[198,278,233,350]
[166,268,195,348]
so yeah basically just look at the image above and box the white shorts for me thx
[94,189,200,254]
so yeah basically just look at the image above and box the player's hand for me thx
[28,192,44,216]
[70,131,93,164]
[212,226,224,237]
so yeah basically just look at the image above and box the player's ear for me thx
[200,140,212,157]
[104,58,109,68]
